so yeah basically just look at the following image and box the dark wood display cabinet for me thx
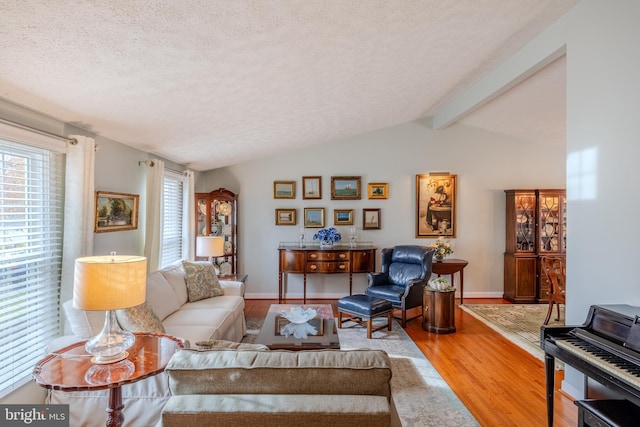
[503,189,566,303]
[195,188,238,274]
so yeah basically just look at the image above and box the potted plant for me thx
[313,227,341,248]
[429,237,453,262]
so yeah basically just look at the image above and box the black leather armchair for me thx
[365,245,434,327]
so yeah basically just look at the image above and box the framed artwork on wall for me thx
[274,181,296,199]
[302,176,322,199]
[275,209,296,225]
[334,209,354,226]
[304,207,325,228]
[363,208,381,230]
[331,176,361,200]
[368,183,388,199]
[415,173,457,238]
[94,191,139,233]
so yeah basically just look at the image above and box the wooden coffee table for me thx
[254,304,340,350]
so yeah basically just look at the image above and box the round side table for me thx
[33,332,183,427]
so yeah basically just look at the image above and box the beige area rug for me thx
[459,303,564,363]
[244,317,479,427]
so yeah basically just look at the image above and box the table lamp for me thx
[73,253,147,364]
[196,236,225,273]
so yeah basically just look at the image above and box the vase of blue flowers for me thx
[313,227,341,248]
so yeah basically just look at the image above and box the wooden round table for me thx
[431,258,469,304]
[33,332,183,427]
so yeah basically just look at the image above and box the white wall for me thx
[562,0,640,397]
[199,120,565,299]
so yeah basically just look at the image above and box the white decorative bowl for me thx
[280,307,317,324]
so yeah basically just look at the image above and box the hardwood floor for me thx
[244,297,577,427]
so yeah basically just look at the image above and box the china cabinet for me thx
[503,189,566,303]
[195,188,238,274]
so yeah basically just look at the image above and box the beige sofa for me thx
[162,347,398,427]
[45,261,246,427]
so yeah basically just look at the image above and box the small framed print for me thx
[331,176,361,200]
[274,181,296,199]
[368,183,388,199]
[302,176,322,199]
[304,207,325,228]
[363,208,381,230]
[275,209,296,225]
[334,209,354,226]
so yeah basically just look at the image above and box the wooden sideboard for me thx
[278,245,376,303]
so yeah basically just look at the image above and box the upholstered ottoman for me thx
[338,294,393,339]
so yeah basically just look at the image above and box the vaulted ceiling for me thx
[1,1,577,171]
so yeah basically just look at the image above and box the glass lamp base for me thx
[86,310,135,365]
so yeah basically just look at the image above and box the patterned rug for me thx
[459,303,564,362]
[243,317,479,426]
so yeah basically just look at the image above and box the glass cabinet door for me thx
[537,191,566,254]
[514,193,536,253]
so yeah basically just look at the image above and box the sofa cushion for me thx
[63,299,105,338]
[116,301,166,333]
[182,261,224,302]
[162,394,391,427]
[167,349,392,397]
[163,308,236,344]
[146,271,181,321]
[160,262,189,306]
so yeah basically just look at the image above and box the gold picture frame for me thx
[331,176,361,200]
[416,174,456,238]
[302,176,322,199]
[334,209,354,226]
[368,183,388,199]
[274,181,296,199]
[303,207,325,228]
[94,191,139,233]
[275,209,296,225]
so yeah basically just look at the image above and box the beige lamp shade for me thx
[73,255,147,311]
[196,236,225,258]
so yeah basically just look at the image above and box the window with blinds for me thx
[0,139,64,397]
[160,171,185,268]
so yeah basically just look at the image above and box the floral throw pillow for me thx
[116,301,165,333]
[182,260,224,302]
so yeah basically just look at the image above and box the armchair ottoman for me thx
[337,294,393,338]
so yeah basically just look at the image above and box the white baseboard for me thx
[244,291,505,300]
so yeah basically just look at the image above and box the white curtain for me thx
[60,136,95,308]
[144,159,164,272]
[183,170,196,261]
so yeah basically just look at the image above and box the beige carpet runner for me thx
[460,303,564,363]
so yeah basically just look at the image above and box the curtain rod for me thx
[138,159,186,175]
[0,117,78,144]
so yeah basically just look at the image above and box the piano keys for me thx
[541,304,640,427]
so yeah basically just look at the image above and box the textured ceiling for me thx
[0,1,577,171]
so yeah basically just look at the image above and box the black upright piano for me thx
[541,304,640,427]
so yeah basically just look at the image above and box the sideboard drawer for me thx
[307,262,350,273]
[307,251,349,261]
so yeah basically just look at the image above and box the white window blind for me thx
[160,171,184,268]
[0,139,64,397]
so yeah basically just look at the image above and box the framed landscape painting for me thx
[363,208,381,230]
[334,209,354,226]
[274,181,296,199]
[368,183,388,199]
[304,207,325,228]
[416,174,456,238]
[331,176,361,200]
[94,191,139,233]
[302,176,322,199]
[275,209,296,225]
